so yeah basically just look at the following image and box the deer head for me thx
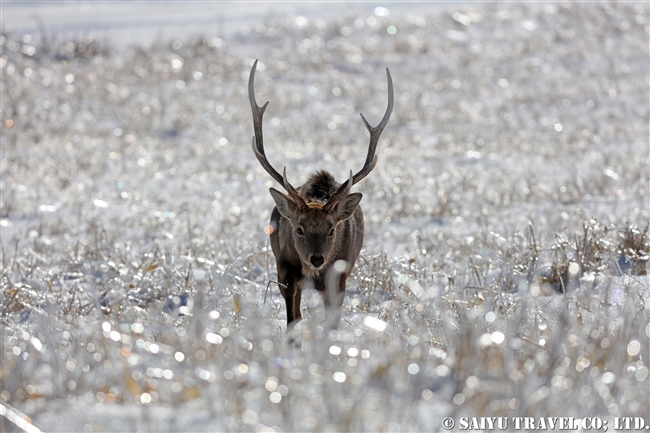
[268,174,363,274]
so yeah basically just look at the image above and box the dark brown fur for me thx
[248,60,393,330]
[269,171,364,326]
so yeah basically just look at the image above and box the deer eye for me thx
[328,228,335,237]
[296,227,304,236]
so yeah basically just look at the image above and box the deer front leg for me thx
[278,262,303,326]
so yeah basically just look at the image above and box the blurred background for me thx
[1,2,649,432]
[4,2,462,45]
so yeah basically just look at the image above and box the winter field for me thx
[2,2,650,432]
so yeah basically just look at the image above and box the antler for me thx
[324,68,394,211]
[249,59,308,211]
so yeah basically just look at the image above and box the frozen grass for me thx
[2,2,649,431]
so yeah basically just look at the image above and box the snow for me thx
[1,2,649,432]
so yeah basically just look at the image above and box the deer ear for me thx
[269,188,298,219]
[334,193,362,222]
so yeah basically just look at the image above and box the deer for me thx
[248,59,393,330]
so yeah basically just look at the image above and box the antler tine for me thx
[353,67,394,185]
[282,167,308,210]
[249,59,307,210]
[248,59,285,186]
[323,170,353,212]
[325,68,393,209]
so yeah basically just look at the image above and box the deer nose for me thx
[310,255,325,268]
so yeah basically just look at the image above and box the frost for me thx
[1,2,649,432]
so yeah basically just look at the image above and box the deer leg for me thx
[278,262,303,326]
[292,283,303,322]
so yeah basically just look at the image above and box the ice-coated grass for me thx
[2,2,649,431]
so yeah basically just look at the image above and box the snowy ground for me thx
[2,2,650,432]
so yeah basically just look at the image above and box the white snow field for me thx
[2,2,649,432]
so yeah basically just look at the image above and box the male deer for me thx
[248,60,393,328]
